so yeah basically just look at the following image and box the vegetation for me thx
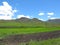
[0,18,60,38]
[19,38,60,45]
[1,38,60,45]
[0,27,60,38]
[0,18,60,45]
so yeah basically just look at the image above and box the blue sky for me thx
[0,0,60,21]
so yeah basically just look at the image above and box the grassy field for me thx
[1,37,60,45]
[0,20,60,45]
[19,37,60,45]
[0,27,60,38]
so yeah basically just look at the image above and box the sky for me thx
[0,0,60,21]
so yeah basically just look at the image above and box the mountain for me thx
[47,19,60,24]
[16,17,31,22]
[15,17,44,27]
[0,17,60,28]
[16,17,42,23]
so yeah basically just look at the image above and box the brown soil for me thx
[0,30,60,45]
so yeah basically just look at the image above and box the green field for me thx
[0,19,60,45]
[0,27,60,45]
[0,27,60,38]
[19,37,60,45]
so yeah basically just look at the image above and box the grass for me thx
[19,37,60,45]
[0,21,60,45]
[0,27,60,38]
[1,36,60,45]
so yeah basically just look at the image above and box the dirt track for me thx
[0,30,60,45]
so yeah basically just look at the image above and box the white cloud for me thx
[39,19,44,20]
[39,18,45,21]
[13,10,17,13]
[49,17,56,19]
[17,15,30,18]
[47,15,51,18]
[47,12,54,15]
[0,2,17,20]
[38,12,44,16]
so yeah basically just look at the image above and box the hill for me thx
[47,19,60,24]
[0,17,60,28]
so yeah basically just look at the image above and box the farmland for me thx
[0,18,60,45]
[0,28,60,45]
[0,27,60,38]
[18,37,60,45]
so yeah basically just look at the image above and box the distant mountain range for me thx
[16,17,60,23]
[0,17,60,27]
[47,19,60,23]
[0,17,60,23]
[16,17,42,22]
